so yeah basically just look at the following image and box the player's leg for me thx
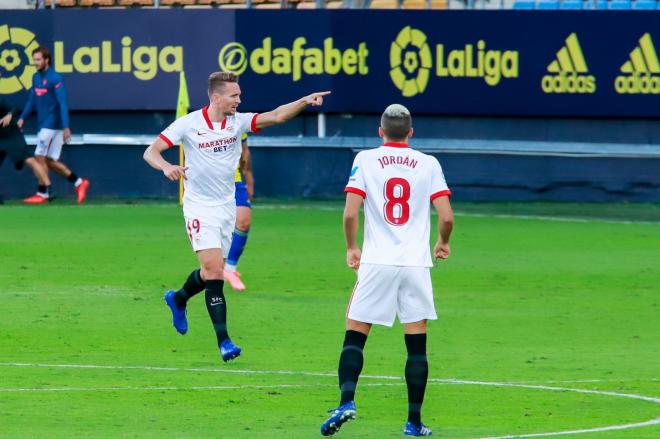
[322,264,398,436]
[399,267,437,436]
[164,266,206,335]
[24,129,53,203]
[197,248,240,362]
[320,318,369,436]
[45,131,90,204]
[402,320,432,436]
[224,183,251,291]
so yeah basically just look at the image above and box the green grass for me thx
[0,202,658,438]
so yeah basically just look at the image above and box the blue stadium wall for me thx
[2,142,659,202]
[1,10,659,202]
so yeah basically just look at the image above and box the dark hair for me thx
[380,104,412,141]
[32,46,51,64]
[208,71,238,96]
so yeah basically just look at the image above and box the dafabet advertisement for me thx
[1,10,658,116]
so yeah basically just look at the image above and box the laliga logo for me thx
[390,26,519,98]
[218,42,248,75]
[0,25,38,95]
[390,26,432,98]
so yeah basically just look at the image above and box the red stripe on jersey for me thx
[430,190,452,201]
[345,187,366,198]
[251,114,261,134]
[346,281,359,318]
[159,133,174,148]
[221,117,227,130]
[383,142,409,148]
[201,106,213,130]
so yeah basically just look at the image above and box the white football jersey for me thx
[160,107,259,206]
[345,142,451,267]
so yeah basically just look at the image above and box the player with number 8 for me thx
[321,104,454,437]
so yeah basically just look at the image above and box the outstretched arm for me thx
[432,196,454,260]
[143,137,188,181]
[343,192,364,270]
[255,91,330,129]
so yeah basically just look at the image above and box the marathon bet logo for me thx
[615,33,659,95]
[542,33,595,94]
[0,24,38,94]
[390,26,519,98]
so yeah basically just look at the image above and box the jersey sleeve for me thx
[429,157,451,201]
[159,115,188,148]
[53,73,70,129]
[344,153,366,199]
[237,112,261,134]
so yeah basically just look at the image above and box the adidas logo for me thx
[615,33,660,95]
[541,33,596,94]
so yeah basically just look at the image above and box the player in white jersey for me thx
[320,104,454,437]
[143,72,329,362]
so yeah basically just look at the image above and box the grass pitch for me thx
[0,201,658,438]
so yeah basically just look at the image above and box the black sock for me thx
[173,269,205,308]
[204,280,229,344]
[67,172,78,184]
[405,333,428,427]
[338,330,368,405]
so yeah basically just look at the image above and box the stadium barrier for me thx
[1,135,658,202]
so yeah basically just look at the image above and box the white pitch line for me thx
[2,362,659,438]
[478,418,660,439]
[0,382,409,393]
[433,379,660,404]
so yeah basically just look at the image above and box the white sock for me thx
[37,192,49,198]
[74,178,83,187]
[224,264,237,273]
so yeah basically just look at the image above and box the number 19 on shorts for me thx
[383,178,410,226]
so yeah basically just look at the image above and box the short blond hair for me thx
[208,71,238,96]
[381,104,412,141]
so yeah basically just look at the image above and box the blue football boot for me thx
[404,421,433,436]
[220,338,241,362]
[164,290,187,335]
[320,400,357,436]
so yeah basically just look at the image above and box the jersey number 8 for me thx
[383,178,410,226]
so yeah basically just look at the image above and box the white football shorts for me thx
[346,263,438,327]
[182,201,236,256]
[35,128,64,160]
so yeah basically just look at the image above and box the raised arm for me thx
[255,91,330,129]
[343,192,364,270]
[143,137,188,181]
[432,196,454,260]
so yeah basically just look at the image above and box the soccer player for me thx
[17,46,90,205]
[0,97,50,200]
[320,104,454,437]
[143,71,329,362]
[223,132,253,292]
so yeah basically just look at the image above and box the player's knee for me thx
[236,217,250,231]
[201,265,223,280]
